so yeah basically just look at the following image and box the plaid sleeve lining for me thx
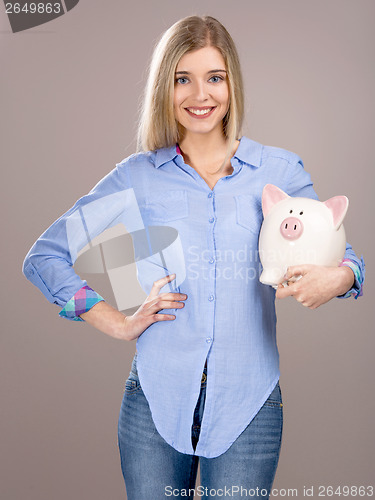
[337,258,364,299]
[58,285,105,321]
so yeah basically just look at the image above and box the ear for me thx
[323,195,349,230]
[262,184,290,217]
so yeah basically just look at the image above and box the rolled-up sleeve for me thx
[337,256,365,299]
[58,285,105,321]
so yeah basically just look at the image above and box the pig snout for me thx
[280,217,303,240]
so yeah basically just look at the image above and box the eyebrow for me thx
[175,69,227,75]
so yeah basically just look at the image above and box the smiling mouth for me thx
[185,107,216,117]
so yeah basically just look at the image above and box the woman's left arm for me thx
[275,155,365,308]
[275,263,359,309]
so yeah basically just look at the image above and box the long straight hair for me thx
[137,16,245,173]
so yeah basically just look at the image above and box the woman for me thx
[22,15,364,500]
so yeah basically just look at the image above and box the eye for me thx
[175,77,189,85]
[209,75,224,83]
[299,211,303,215]
[289,209,293,214]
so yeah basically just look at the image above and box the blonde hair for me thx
[137,15,244,171]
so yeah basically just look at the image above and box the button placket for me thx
[206,190,216,349]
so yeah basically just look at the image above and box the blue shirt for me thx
[22,136,365,458]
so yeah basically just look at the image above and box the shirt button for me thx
[209,258,215,264]
[208,192,213,198]
[29,268,34,275]
[209,217,214,223]
[206,337,213,344]
[208,294,215,301]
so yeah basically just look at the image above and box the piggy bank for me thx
[258,184,349,287]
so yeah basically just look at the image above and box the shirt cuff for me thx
[337,257,365,299]
[58,285,105,321]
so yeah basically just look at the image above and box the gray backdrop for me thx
[1,0,373,498]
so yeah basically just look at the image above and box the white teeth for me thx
[187,108,213,115]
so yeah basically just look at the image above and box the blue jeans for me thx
[118,353,283,499]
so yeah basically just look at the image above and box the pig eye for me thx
[299,211,303,215]
[289,209,293,213]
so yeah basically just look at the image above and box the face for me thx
[173,46,230,140]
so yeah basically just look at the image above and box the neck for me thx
[178,131,230,167]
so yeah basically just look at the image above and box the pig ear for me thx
[262,184,290,217]
[323,196,349,230]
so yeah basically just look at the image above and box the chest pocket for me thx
[234,194,263,235]
[145,189,189,222]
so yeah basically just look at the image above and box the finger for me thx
[287,275,303,283]
[284,265,310,281]
[159,300,185,309]
[160,292,187,301]
[296,296,317,308]
[148,298,185,312]
[148,274,176,299]
[308,302,319,310]
[153,313,176,321]
[276,284,296,299]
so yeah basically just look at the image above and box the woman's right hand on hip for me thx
[119,274,187,341]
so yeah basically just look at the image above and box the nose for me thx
[280,217,303,240]
[193,80,208,101]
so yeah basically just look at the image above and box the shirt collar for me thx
[153,136,263,169]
